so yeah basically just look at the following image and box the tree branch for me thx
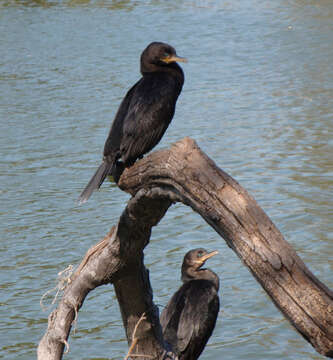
[38,137,333,359]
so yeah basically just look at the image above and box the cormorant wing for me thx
[119,75,178,164]
[160,285,187,352]
[103,81,139,158]
[176,281,219,356]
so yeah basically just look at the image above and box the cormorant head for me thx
[140,42,187,73]
[181,248,218,283]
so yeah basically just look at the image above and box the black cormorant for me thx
[78,42,186,204]
[160,248,220,360]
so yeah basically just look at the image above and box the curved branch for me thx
[38,191,174,360]
[38,137,333,359]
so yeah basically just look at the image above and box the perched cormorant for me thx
[160,248,220,360]
[78,42,186,204]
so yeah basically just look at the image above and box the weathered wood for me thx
[38,137,333,359]
[119,137,333,357]
[38,194,175,360]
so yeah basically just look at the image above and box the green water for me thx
[0,0,332,359]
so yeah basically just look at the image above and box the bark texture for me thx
[38,137,333,359]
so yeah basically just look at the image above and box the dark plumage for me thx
[78,42,186,204]
[160,248,220,360]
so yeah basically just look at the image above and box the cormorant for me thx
[78,42,186,204]
[160,248,220,360]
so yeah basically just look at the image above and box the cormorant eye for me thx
[197,251,204,258]
[163,51,170,57]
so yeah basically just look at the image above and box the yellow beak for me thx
[161,55,187,64]
[194,250,219,264]
[200,250,218,262]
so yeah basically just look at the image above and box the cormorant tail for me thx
[78,161,112,205]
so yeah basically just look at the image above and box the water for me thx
[0,0,332,359]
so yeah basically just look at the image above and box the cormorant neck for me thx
[181,267,220,291]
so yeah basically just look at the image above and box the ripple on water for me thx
[0,1,332,359]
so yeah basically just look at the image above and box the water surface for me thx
[0,0,332,359]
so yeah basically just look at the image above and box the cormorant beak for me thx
[200,250,218,262]
[161,55,187,64]
[194,250,219,264]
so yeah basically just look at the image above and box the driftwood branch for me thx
[38,137,333,359]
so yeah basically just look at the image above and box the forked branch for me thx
[38,137,333,359]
